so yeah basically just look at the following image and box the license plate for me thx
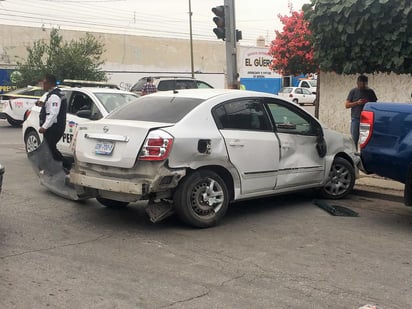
[95,141,114,155]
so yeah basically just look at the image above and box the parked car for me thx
[297,79,317,94]
[360,102,412,205]
[0,86,46,126]
[277,87,316,106]
[22,87,138,158]
[70,89,359,228]
[130,76,214,95]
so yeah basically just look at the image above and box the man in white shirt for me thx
[38,74,70,173]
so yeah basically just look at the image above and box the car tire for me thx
[6,115,23,127]
[173,170,229,228]
[404,166,412,206]
[320,157,355,199]
[24,130,41,153]
[96,197,129,208]
[292,99,299,105]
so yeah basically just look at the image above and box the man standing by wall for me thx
[345,75,377,150]
[38,74,70,173]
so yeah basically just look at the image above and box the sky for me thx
[0,0,311,46]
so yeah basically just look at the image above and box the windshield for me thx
[130,79,146,92]
[107,96,205,123]
[308,80,317,87]
[94,92,138,113]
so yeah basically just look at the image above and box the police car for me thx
[22,86,138,157]
[0,86,46,126]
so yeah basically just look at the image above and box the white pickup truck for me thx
[297,79,317,94]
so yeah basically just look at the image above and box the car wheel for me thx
[174,170,229,228]
[6,115,23,127]
[24,130,41,153]
[292,99,299,104]
[320,157,355,199]
[404,166,412,206]
[96,197,129,208]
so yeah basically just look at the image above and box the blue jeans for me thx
[351,117,360,150]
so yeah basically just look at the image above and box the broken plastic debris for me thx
[27,142,84,201]
[145,201,174,223]
[313,199,359,217]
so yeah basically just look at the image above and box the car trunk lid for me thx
[74,119,172,168]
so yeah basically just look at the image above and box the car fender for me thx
[22,106,44,143]
[165,125,242,199]
[323,128,359,179]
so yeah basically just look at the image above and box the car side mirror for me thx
[76,109,92,119]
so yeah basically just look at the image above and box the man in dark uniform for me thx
[38,74,70,173]
[345,75,378,150]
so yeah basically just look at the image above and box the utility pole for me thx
[224,0,237,88]
[188,0,195,78]
[212,0,240,88]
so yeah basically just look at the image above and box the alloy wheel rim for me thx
[26,135,39,152]
[324,163,351,196]
[190,178,224,217]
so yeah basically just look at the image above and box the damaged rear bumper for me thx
[70,163,186,202]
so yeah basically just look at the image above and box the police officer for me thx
[38,74,70,173]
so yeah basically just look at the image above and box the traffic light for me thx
[236,30,242,42]
[212,5,225,40]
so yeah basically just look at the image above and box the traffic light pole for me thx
[224,0,238,88]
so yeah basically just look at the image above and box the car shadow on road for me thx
[224,190,318,222]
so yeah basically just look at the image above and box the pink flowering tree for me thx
[268,11,318,76]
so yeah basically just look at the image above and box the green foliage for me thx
[15,29,106,87]
[304,0,412,74]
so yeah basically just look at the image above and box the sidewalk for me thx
[355,172,404,193]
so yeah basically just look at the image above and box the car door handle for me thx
[229,140,244,147]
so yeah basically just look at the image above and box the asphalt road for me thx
[1,119,411,309]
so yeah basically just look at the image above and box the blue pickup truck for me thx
[359,102,412,204]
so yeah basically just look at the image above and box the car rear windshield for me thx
[94,92,139,113]
[107,96,205,123]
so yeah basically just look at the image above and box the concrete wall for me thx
[0,25,227,88]
[319,71,412,134]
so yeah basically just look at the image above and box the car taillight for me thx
[24,109,31,121]
[289,94,293,97]
[138,131,174,161]
[359,111,374,149]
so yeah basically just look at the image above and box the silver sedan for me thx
[70,89,359,228]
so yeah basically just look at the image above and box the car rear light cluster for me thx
[24,109,31,121]
[289,94,293,98]
[138,130,174,161]
[359,111,374,149]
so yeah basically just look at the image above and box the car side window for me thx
[157,80,174,91]
[176,80,196,89]
[302,88,312,95]
[301,81,309,88]
[213,99,272,131]
[67,91,101,119]
[295,88,303,94]
[266,100,316,135]
[196,81,213,89]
